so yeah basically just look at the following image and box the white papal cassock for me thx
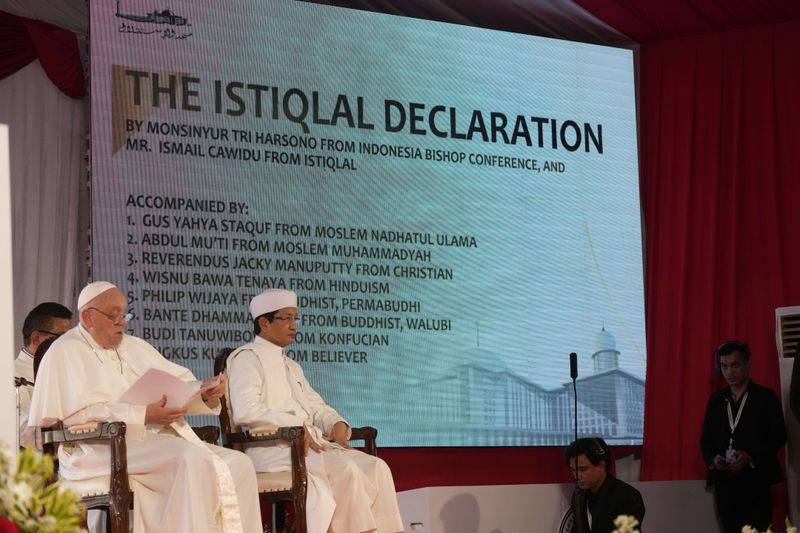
[228,335,404,533]
[28,325,262,533]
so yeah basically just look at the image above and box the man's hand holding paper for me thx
[145,395,188,425]
[200,373,226,401]
[120,367,217,409]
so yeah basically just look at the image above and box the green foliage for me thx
[0,443,86,533]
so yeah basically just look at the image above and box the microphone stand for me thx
[15,377,34,451]
[569,352,588,533]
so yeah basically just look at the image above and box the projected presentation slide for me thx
[90,0,646,446]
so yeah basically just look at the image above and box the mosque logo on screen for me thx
[395,326,644,446]
[115,1,193,40]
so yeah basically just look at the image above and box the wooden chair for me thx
[41,421,221,533]
[214,348,378,533]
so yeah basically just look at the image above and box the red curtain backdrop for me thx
[635,18,800,528]
[383,446,640,492]
[639,17,800,482]
[574,0,800,43]
[0,10,84,98]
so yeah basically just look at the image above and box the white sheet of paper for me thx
[119,367,202,408]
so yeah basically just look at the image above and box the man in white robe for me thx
[28,281,262,533]
[14,302,72,447]
[228,289,404,533]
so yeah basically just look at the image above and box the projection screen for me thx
[90,0,646,446]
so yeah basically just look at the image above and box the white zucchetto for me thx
[77,281,118,310]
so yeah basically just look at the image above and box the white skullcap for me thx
[77,281,118,310]
[250,289,297,319]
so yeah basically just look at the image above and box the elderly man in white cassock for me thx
[227,289,404,533]
[28,281,262,533]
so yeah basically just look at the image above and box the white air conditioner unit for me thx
[775,306,800,525]
[776,306,800,358]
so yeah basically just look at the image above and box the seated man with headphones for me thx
[564,437,645,533]
[700,340,787,533]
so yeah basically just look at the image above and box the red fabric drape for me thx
[0,10,85,99]
[383,446,640,492]
[0,10,36,80]
[383,446,572,492]
[637,18,800,528]
[575,0,800,43]
[639,16,800,482]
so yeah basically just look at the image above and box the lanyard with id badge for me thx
[725,391,748,462]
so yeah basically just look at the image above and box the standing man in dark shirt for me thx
[565,437,645,533]
[700,340,787,533]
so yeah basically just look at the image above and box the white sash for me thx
[170,419,243,533]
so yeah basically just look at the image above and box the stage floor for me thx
[397,480,717,533]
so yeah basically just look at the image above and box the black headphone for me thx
[587,437,610,471]
[713,340,751,376]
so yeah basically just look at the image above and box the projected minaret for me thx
[592,325,620,373]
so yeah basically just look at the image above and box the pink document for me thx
[119,367,219,408]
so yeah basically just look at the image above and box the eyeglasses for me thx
[88,307,133,325]
[273,315,301,324]
[35,329,65,339]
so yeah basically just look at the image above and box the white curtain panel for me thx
[0,60,88,354]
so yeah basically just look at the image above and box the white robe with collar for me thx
[14,349,35,447]
[228,336,404,533]
[28,325,262,533]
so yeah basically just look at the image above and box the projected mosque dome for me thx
[592,326,620,373]
[595,325,617,351]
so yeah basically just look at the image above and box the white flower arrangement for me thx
[612,514,797,533]
[741,520,797,533]
[612,515,640,533]
[0,442,86,533]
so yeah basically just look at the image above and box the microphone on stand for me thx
[570,352,578,444]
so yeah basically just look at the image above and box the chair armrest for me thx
[40,421,131,529]
[41,420,128,445]
[224,425,308,505]
[192,425,220,445]
[349,426,378,456]
[225,425,305,446]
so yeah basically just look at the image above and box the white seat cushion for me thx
[256,471,293,493]
[59,475,131,497]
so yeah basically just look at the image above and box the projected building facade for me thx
[396,327,644,446]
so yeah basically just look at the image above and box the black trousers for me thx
[713,470,771,533]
